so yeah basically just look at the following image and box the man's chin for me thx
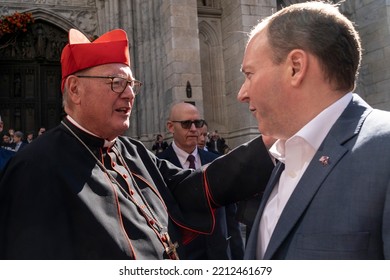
[112,123,130,137]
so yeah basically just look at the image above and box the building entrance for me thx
[0,19,67,135]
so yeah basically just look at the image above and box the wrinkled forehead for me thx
[82,63,133,76]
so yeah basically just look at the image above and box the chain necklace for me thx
[61,121,179,259]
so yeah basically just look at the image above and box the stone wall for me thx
[345,0,390,110]
[1,0,390,149]
[219,0,278,147]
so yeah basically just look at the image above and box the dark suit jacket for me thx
[245,94,390,260]
[0,118,274,259]
[158,144,244,259]
[207,138,227,155]
[157,144,217,168]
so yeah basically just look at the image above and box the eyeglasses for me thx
[171,119,205,129]
[76,75,143,95]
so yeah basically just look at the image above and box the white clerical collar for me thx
[66,115,116,148]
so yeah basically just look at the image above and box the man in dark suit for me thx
[12,131,27,152]
[158,102,244,259]
[238,2,390,259]
[151,134,168,155]
[207,130,228,155]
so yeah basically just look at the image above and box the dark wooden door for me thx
[0,20,67,135]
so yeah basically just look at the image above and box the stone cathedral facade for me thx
[1,0,390,149]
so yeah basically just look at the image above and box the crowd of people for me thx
[0,124,46,170]
[0,125,46,150]
[0,1,389,260]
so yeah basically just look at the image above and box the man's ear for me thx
[287,49,307,87]
[65,75,82,104]
[167,121,174,134]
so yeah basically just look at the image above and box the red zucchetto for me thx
[60,28,130,91]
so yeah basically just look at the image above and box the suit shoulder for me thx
[199,149,219,160]
[370,108,390,119]
[365,109,390,132]
[155,145,173,159]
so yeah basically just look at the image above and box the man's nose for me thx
[237,83,248,102]
[122,85,136,99]
[189,123,197,131]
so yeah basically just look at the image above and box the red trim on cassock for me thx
[202,166,221,207]
[132,169,217,247]
[176,167,217,244]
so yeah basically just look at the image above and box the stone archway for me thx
[0,17,68,135]
[198,19,227,130]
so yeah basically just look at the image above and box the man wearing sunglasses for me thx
[157,102,244,259]
[0,28,274,260]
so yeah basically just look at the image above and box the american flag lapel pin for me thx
[319,156,330,166]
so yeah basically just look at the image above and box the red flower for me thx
[0,12,34,37]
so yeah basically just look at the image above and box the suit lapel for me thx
[263,138,348,259]
[262,94,373,259]
[198,149,207,165]
[166,145,182,168]
[199,149,218,165]
[245,161,284,259]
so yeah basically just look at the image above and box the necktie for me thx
[187,154,196,169]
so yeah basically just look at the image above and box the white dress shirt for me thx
[171,141,200,169]
[257,93,352,259]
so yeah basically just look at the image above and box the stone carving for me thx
[69,10,98,35]
[0,21,68,61]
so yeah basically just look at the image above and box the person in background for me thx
[197,121,209,151]
[38,127,46,136]
[0,145,15,172]
[26,132,34,143]
[0,28,274,260]
[1,133,14,150]
[207,130,229,155]
[7,128,15,144]
[0,124,16,171]
[0,118,4,137]
[12,131,27,152]
[157,102,244,259]
[239,1,390,260]
[151,134,168,155]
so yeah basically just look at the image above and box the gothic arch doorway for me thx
[0,19,68,136]
[198,20,227,130]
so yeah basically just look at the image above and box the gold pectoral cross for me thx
[163,232,180,260]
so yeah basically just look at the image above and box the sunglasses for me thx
[171,119,205,129]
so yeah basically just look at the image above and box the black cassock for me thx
[0,118,273,259]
